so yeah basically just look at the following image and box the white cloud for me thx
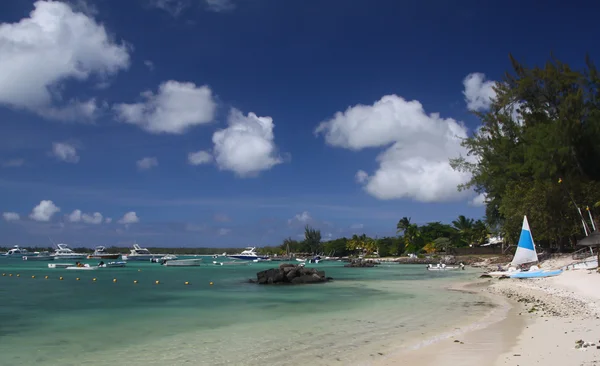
[469,193,488,207]
[104,217,112,224]
[355,170,368,183]
[114,80,216,134]
[212,109,283,177]
[206,0,235,12]
[188,150,213,165]
[119,211,139,224]
[350,223,364,230]
[144,60,155,71]
[2,212,20,222]
[67,209,82,222]
[1,159,25,168]
[315,95,473,202]
[82,212,103,224]
[137,157,159,170]
[288,211,311,225]
[463,73,496,112]
[217,228,231,236]
[30,200,60,222]
[0,1,130,121]
[52,142,80,163]
[147,0,190,17]
[213,213,230,222]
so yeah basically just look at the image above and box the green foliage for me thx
[451,54,600,248]
[303,225,322,254]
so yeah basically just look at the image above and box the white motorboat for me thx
[52,244,87,260]
[66,264,98,270]
[23,251,53,261]
[162,259,202,267]
[151,254,178,263]
[48,263,75,268]
[98,261,127,268]
[2,245,36,258]
[122,243,157,261]
[212,260,249,266]
[227,247,269,261]
[87,246,120,259]
[426,263,465,271]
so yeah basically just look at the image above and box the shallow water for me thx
[0,258,489,365]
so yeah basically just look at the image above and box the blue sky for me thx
[0,0,598,247]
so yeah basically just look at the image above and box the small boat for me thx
[48,263,75,268]
[99,261,126,268]
[23,251,54,261]
[53,244,87,260]
[122,243,158,261]
[227,247,269,261]
[212,261,249,266]
[162,259,202,267]
[87,246,120,259]
[2,245,37,258]
[426,263,465,271]
[151,254,178,263]
[66,264,98,270]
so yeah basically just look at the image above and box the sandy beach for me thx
[377,261,600,366]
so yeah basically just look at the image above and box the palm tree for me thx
[472,220,490,245]
[452,215,475,245]
[396,217,411,233]
[403,224,422,254]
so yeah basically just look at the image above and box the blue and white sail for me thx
[510,216,538,267]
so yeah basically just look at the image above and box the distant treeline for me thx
[0,246,247,255]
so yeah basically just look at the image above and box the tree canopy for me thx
[452,54,600,248]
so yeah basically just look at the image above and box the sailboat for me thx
[482,216,562,278]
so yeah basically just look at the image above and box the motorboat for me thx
[122,243,157,261]
[98,261,126,268]
[87,246,120,259]
[2,245,36,258]
[52,244,87,260]
[23,251,53,261]
[66,263,98,270]
[227,247,269,261]
[426,263,465,271]
[212,260,249,266]
[151,254,178,263]
[48,263,75,269]
[161,259,202,267]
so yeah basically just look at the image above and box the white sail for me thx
[510,215,538,267]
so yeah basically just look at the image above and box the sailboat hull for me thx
[509,269,563,278]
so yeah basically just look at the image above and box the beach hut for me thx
[577,230,600,269]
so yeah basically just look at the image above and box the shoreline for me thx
[376,268,600,366]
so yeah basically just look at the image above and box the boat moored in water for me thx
[23,251,53,261]
[87,246,120,259]
[227,247,269,261]
[162,258,202,266]
[122,243,158,261]
[426,263,465,271]
[2,245,37,258]
[53,244,87,260]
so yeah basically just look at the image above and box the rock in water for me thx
[255,263,331,285]
[343,259,378,268]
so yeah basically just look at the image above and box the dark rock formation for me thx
[343,259,379,268]
[254,263,332,285]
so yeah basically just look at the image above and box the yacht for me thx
[23,251,53,261]
[87,246,120,259]
[52,244,87,260]
[2,245,36,258]
[122,243,157,261]
[227,247,269,261]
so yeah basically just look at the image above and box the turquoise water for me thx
[0,258,490,365]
